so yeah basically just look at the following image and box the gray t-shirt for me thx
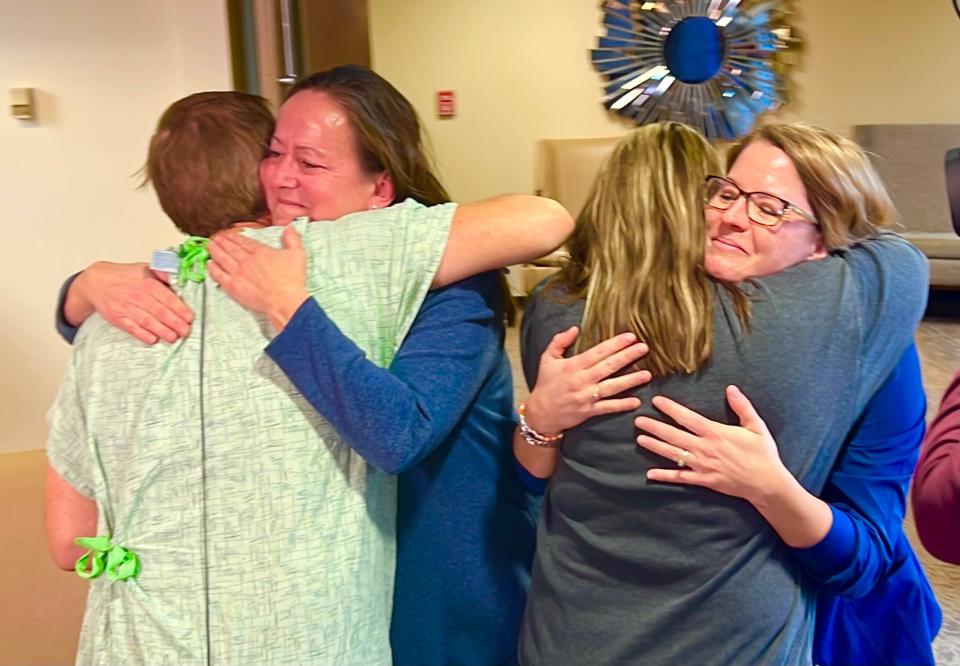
[517,233,928,666]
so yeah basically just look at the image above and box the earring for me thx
[370,203,379,209]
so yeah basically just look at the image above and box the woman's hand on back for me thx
[208,225,309,333]
[635,386,791,504]
[635,386,834,548]
[524,326,651,436]
[68,261,194,345]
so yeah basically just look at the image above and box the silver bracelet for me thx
[518,403,563,448]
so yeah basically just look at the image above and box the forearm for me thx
[61,267,97,328]
[44,464,97,570]
[56,273,82,343]
[752,470,833,548]
[795,346,923,593]
[435,195,572,287]
[267,300,440,472]
[513,426,560,479]
[267,276,501,473]
[266,293,309,333]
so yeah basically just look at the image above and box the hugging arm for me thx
[265,272,503,473]
[514,288,650,482]
[60,263,194,344]
[209,195,574,331]
[637,345,925,596]
[45,351,99,571]
[434,195,572,287]
[56,195,572,343]
[514,327,648,479]
[791,344,926,595]
[44,465,97,570]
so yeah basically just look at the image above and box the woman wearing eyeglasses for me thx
[516,123,938,665]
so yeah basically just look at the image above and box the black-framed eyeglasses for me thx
[704,175,818,228]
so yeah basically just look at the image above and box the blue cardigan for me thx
[265,272,538,666]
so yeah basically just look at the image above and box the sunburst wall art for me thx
[592,0,801,140]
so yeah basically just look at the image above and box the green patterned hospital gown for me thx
[46,200,455,665]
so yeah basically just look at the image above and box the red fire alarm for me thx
[437,90,456,118]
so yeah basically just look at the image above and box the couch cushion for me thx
[904,231,960,260]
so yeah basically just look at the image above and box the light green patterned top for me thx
[46,199,455,665]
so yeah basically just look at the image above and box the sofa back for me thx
[536,137,622,218]
[855,124,960,235]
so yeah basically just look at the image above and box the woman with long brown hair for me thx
[55,65,569,665]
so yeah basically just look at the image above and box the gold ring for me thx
[591,385,602,402]
[677,449,690,468]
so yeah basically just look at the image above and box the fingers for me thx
[649,395,715,436]
[596,370,652,399]
[636,433,694,468]
[100,281,193,344]
[587,343,649,383]
[125,311,179,344]
[580,332,638,370]
[543,326,579,360]
[591,396,641,416]
[635,416,699,452]
[207,261,229,290]
[227,232,274,255]
[725,385,764,432]
[115,316,159,345]
[137,282,193,337]
[646,468,706,486]
[142,280,194,325]
[208,237,243,274]
[209,230,263,265]
[281,224,304,252]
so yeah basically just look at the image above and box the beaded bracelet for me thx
[518,403,564,448]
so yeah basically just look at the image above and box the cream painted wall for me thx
[0,0,231,454]
[369,0,960,201]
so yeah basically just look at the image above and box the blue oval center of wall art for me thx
[663,16,725,84]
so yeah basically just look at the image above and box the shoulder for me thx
[337,199,457,228]
[434,270,501,295]
[521,277,582,345]
[421,270,505,319]
[753,232,928,304]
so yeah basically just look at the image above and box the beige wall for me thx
[0,0,231,454]
[5,1,959,455]
[369,0,960,201]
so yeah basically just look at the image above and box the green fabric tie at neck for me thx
[178,237,211,284]
[75,536,140,582]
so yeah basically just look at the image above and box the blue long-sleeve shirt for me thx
[58,271,539,666]
[810,344,940,666]
[265,271,538,666]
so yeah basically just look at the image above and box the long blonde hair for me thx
[555,121,743,377]
[726,123,898,249]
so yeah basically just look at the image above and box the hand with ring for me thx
[523,326,652,436]
[634,385,793,505]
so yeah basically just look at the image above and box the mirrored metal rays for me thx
[592,0,800,140]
